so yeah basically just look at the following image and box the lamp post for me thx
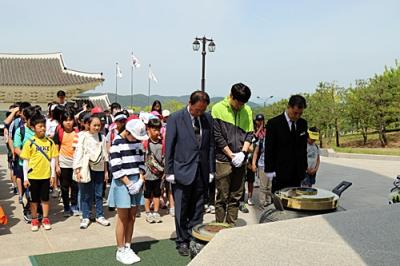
[193,36,216,92]
[257,95,274,107]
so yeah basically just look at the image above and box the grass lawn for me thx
[30,239,190,266]
[333,146,400,156]
[322,131,400,156]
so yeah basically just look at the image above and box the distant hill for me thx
[81,92,261,108]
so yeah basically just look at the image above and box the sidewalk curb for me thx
[320,148,400,161]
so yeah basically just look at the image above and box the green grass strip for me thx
[29,239,190,266]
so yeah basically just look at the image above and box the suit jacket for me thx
[264,113,308,185]
[165,108,216,186]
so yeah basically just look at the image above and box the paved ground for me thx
[0,148,398,265]
[190,204,400,266]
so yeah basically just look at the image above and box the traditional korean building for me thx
[0,53,104,110]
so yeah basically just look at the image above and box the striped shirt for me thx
[110,135,145,179]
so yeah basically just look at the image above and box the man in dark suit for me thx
[264,95,308,192]
[165,91,215,256]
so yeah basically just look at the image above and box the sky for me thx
[1,0,399,104]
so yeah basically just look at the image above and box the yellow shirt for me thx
[20,136,58,180]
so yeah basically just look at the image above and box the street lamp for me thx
[257,95,274,107]
[192,36,216,91]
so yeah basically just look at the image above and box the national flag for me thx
[148,67,158,83]
[131,53,141,68]
[117,64,123,78]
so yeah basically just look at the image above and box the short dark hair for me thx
[60,109,76,127]
[57,90,66,97]
[288,95,307,109]
[23,106,40,121]
[78,111,90,122]
[231,83,251,103]
[122,110,130,117]
[110,102,121,112]
[30,114,46,127]
[147,118,162,129]
[189,91,210,105]
[33,105,42,112]
[52,105,65,122]
[19,102,31,111]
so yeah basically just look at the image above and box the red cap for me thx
[127,114,139,121]
[91,106,103,114]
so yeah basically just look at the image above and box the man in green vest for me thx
[211,83,254,225]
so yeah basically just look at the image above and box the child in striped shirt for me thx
[108,119,148,265]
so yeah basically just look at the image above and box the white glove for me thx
[209,173,215,183]
[126,179,143,195]
[166,174,176,184]
[232,152,245,167]
[266,172,276,181]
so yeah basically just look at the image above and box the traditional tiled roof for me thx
[0,53,104,86]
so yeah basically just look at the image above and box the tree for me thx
[344,80,374,145]
[367,62,400,146]
[304,82,344,148]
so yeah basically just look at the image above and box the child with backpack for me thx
[143,118,165,223]
[108,119,147,264]
[53,110,79,217]
[73,115,110,229]
[12,106,37,222]
[20,114,58,231]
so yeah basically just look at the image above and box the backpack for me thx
[143,133,166,156]
[143,140,165,178]
[11,118,25,144]
[54,124,79,150]
[11,119,26,159]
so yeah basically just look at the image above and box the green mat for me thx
[29,239,190,266]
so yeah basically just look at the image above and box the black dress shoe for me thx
[177,243,189,256]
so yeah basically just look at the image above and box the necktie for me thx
[290,121,296,137]
[194,117,201,145]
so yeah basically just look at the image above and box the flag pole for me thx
[130,53,134,108]
[115,62,118,103]
[148,64,151,109]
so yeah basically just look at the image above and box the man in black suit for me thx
[264,95,308,192]
[165,91,215,256]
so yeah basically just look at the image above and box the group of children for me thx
[4,96,174,264]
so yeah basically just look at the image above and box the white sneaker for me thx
[247,198,254,206]
[80,218,90,229]
[116,248,135,265]
[125,247,141,263]
[208,205,216,214]
[169,208,175,217]
[152,212,162,223]
[145,212,155,223]
[96,217,111,226]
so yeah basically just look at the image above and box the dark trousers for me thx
[59,168,78,209]
[271,169,302,193]
[215,162,246,225]
[205,179,215,206]
[172,168,205,246]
